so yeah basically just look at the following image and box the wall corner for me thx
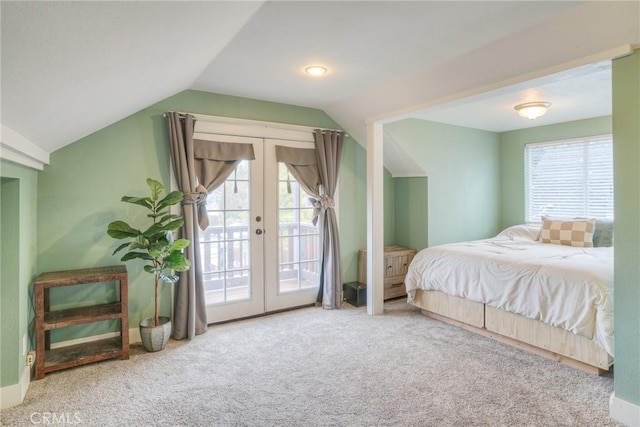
[611,393,640,427]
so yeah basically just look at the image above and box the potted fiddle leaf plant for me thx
[107,178,191,352]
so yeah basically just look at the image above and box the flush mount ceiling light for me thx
[305,66,328,76]
[514,102,552,120]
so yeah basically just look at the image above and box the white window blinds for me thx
[525,135,613,222]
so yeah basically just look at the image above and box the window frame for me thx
[524,134,613,223]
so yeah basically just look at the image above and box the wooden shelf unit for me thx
[34,265,129,379]
[357,245,416,300]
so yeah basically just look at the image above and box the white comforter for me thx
[405,226,614,356]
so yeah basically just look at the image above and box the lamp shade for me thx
[514,102,551,120]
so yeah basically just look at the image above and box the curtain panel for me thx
[194,139,255,230]
[274,145,323,223]
[167,112,258,338]
[276,129,345,309]
[313,129,344,309]
[166,112,208,340]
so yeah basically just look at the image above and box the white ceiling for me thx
[192,1,577,108]
[1,1,638,172]
[413,61,613,133]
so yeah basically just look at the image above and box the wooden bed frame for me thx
[409,289,613,375]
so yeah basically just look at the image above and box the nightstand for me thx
[357,246,416,300]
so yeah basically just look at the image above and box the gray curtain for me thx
[275,129,345,309]
[194,139,255,230]
[166,112,207,340]
[275,145,322,220]
[167,113,258,338]
[313,129,344,309]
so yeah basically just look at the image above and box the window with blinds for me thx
[525,135,613,222]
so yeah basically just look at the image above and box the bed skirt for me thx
[409,289,613,375]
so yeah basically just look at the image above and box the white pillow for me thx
[495,224,540,241]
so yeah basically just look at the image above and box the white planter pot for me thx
[139,316,171,352]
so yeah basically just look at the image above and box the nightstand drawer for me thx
[384,279,406,300]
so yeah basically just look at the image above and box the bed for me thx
[405,221,614,374]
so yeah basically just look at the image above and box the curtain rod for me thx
[163,111,348,137]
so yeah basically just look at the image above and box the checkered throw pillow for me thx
[539,216,596,247]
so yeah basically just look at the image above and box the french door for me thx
[198,134,321,323]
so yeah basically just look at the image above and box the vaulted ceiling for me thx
[1,1,638,172]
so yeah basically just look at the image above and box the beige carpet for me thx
[1,300,620,426]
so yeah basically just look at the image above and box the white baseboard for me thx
[0,327,140,409]
[611,392,640,427]
[0,364,31,409]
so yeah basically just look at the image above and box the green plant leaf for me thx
[147,178,164,201]
[148,241,168,258]
[173,259,191,272]
[157,191,184,210]
[164,250,184,263]
[159,213,181,223]
[128,235,148,250]
[164,251,191,271]
[162,219,184,232]
[142,223,165,238]
[107,221,139,239]
[129,241,148,250]
[121,251,153,262]
[169,239,190,251]
[121,196,153,209]
[112,242,131,255]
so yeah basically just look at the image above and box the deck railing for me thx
[200,222,319,293]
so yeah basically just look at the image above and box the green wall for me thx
[1,178,21,387]
[384,168,395,246]
[612,49,640,407]
[0,160,38,388]
[36,90,368,342]
[500,116,612,228]
[393,177,428,251]
[384,119,501,246]
[339,132,368,281]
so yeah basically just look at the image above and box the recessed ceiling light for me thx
[305,66,328,76]
[514,102,552,120]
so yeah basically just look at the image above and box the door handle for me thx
[256,229,264,235]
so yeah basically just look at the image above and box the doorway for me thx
[196,134,320,323]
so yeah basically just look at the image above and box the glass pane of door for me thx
[197,134,264,324]
[277,163,320,293]
[264,139,321,312]
[201,161,251,305]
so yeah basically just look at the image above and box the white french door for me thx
[264,139,321,312]
[198,134,320,323]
